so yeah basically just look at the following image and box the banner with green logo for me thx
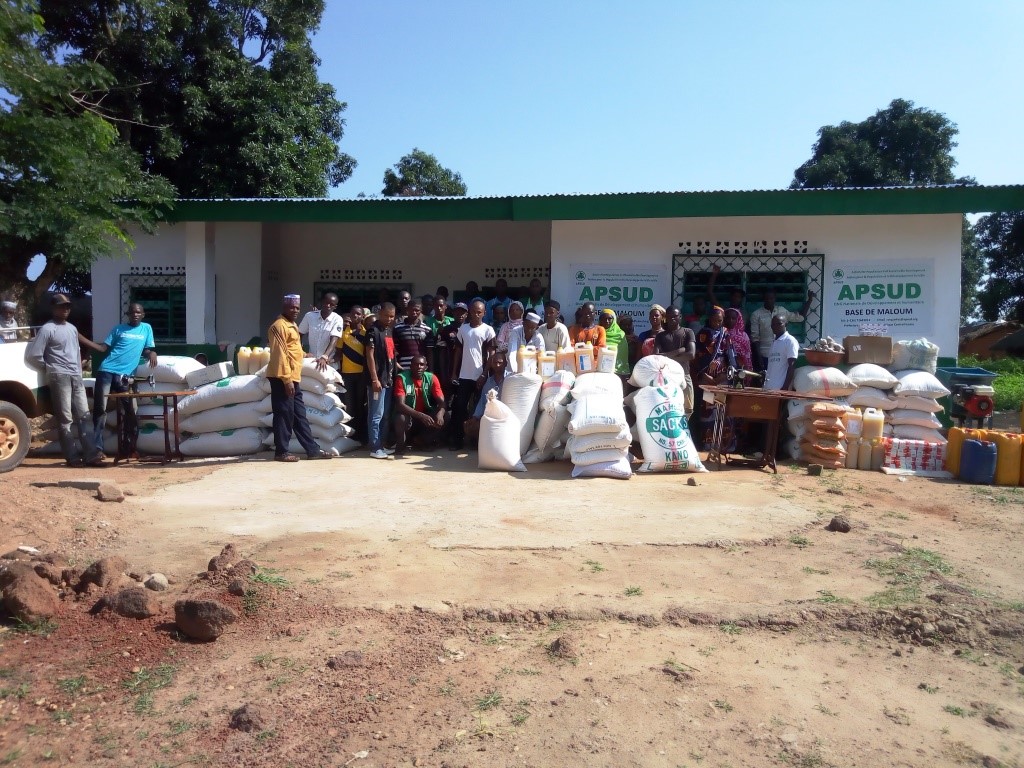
[824,259,934,337]
[570,263,669,333]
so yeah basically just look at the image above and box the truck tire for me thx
[0,401,31,473]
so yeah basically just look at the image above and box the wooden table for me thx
[702,386,830,473]
[107,389,195,464]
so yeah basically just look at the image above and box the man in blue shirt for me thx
[80,303,157,451]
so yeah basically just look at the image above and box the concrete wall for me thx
[212,222,262,344]
[551,214,963,355]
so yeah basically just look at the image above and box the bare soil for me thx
[1,453,1023,768]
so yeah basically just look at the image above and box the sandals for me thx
[274,454,299,463]
[306,450,333,460]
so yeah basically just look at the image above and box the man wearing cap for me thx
[78,302,157,453]
[26,294,105,466]
[505,311,546,373]
[1,300,21,342]
[298,292,344,372]
[267,294,332,462]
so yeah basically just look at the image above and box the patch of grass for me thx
[330,571,354,579]
[0,683,30,700]
[517,668,541,676]
[697,646,715,657]
[0,750,24,766]
[168,720,193,735]
[439,678,456,696]
[255,729,276,742]
[918,683,939,694]
[12,616,58,637]
[252,652,275,669]
[583,560,605,573]
[623,585,643,597]
[250,567,289,587]
[802,567,830,575]
[50,708,73,724]
[482,635,507,646]
[815,590,851,604]
[813,703,837,716]
[789,535,811,549]
[123,664,175,717]
[511,699,531,726]
[865,548,955,606]
[943,704,974,718]
[58,675,88,697]
[241,588,266,617]
[713,699,734,712]
[719,622,742,636]
[474,690,503,711]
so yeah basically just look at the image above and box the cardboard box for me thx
[844,336,893,365]
[184,361,235,389]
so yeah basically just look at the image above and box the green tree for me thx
[976,211,1024,322]
[382,148,467,197]
[38,0,355,198]
[791,98,980,320]
[0,0,173,313]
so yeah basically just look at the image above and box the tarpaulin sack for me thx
[570,446,630,466]
[179,427,267,456]
[847,364,898,390]
[893,370,950,399]
[570,372,624,401]
[633,385,707,473]
[571,456,632,480]
[179,400,267,433]
[889,339,939,374]
[539,371,575,408]
[478,391,526,472]
[500,372,543,456]
[176,375,266,416]
[793,366,856,397]
[628,355,688,389]
[524,401,571,463]
[136,355,205,384]
[849,387,898,411]
[566,427,632,454]
[567,395,628,436]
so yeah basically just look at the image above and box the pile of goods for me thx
[625,356,705,473]
[945,429,1023,486]
[809,336,845,353]
[565,372,632,479]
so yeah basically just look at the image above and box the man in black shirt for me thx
[653,306,696,416]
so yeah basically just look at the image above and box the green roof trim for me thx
[166,185,1024,224]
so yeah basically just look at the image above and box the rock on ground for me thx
[826,515,852,533]
[229,703,266,732]
[548,635,580,660]
[207,544,240,573]
[144,573,169,591]
[2,568,60,621]
[99,588,160,619]
[174,598,237,641]
[96,483,125,502]
[32,562,63,585]
[77,556,129,591]
[327,651,364,669]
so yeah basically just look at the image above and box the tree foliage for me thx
[976,212,1024,322]
[38,0,356,198]
[791,99,970,189]
[0,0,174,310]
[382,148,467,197]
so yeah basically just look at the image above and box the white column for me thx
[185,221,216,344]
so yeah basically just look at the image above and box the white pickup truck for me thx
[0,332,47,472]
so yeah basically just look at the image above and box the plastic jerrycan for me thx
[960,439,997,485]
[846,438,861,469]
[556,347,577,374]
[261,347,272,369]
[597,345,618,374]
[945,427,966,477]
[538,350,557,379]
[993,433,1022,486]
[870,439,885,470]
[843,409,863,441]
[857,438,873,470]
[237,346,251,376]
[575,342,595,374]
[861,408,884,441]
[517,345,539,375]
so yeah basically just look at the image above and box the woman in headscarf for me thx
[692,306,737,450]
[724,307,752,370]
[597,309,630,375]
[617,313,641,371]
[496,300,524,350]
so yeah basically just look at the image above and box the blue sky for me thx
[315,1,1024,199]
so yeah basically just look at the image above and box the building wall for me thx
[212,222,262,344]
[551,213,963,355]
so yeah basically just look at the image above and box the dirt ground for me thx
[1,450,1023,768]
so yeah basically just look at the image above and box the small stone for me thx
[227,579,246,596]
[174,599,237,641]
[100,588,160,619]
[229,703,266,733]
[32,562,63,586]
[207,544,239,573]
[985,714,1012,730]
[77,556,128,592]
[806,464,823,476]
[327,651,364,669]
[921,622,937,637]
[548,635,580,660]
[144,574,169,592]
[1,567,60,621]
[825,515,851,533]
[686,477,698,487]
[96,483,125,503]
[936,620,957,635]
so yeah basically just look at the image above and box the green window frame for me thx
[120,274,187,343]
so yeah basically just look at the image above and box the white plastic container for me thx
[557,347,577,374]
[862,407,885,441]
[842,408,863,439]
[575,342,595,374]
[539,351,557,379]
[857,438,873,470]
[237,347,252,375]
[597,345,618,374]
[845,438,860,469]
[517,345,539,376]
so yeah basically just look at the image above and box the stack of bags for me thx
[888,370,949,444]
[175,373,269,456]
[783,366,857,463]
[847,363,898,413]
[625,355,705,474]
[565,372,632,479]
[523,371,575,463]
[254,360,358,455]
[500,373,543,459]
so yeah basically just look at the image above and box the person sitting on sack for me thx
[392,355,447,455]
[505,311,545,373]
[267,294,332,463]
[463,350,507,446]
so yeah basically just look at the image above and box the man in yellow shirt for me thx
[267,294,332,462]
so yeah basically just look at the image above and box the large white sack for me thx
[105,403,168,430]
[847,364,898,390]
[256,374,335,396]
[892,424,947,443]
[893,394,945,413]
[848,387,898,411]
[570,372,623,400]
[566,427,632,453]
[889,338,939,374]
[785,418,810,441]
[311,422,355,442]
[136,355,205,384]
[500,373,543,457]
[888,409,943,429]
[571,456,632,479]
[567,394,628,436]
[261,433,359,455]
[570,446,630,467]
[629,355,687,389]
[539,371,576,409]
[633,385,707,473]
[258,404,348,430]
[781,436,802,461]
[179,400,268,433]
[254,388,341,412]
[179,427,267,457]
[793,366,856,397]
[528,401,571,462]
[478,391,526,472]
[177,375,265,416]
[892,370,950,399]
[254,359,343,385]
[99,422,169,454]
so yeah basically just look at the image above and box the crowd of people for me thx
[19,271,813,467]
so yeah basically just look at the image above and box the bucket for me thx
[960,439,997,485]
[945,427,966,477]
[556,347,577,374]
[539,351,557,379]
[862,408,884,441]
[575,342,595,374]
[993,433,1022,487]
[597,345,618,374]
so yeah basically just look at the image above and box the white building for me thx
[91,185,1024,365]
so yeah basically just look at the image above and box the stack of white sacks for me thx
[523,371,576,463]
[888,370,949,443]
[477,372,544,472]
[625,355,705,473]
[784,366,857,462]
[565,372,632,479]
